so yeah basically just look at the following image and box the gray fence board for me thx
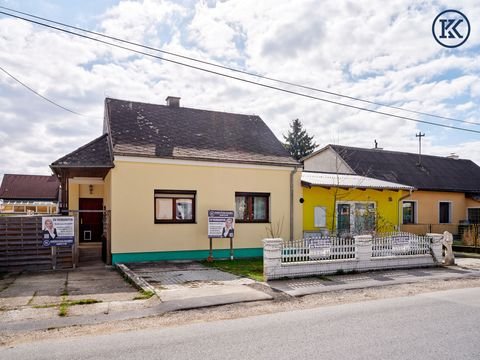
[0,216,73,271]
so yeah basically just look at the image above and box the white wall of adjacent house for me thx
[303,147,354,173]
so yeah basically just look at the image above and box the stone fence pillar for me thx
[441,231,455,265]
[427,233,444,264]
[263,238,283,281]
[354,235,373,263]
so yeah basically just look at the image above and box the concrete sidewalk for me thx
[121,258,480,299]
[119,261,273,306]
[268,262,479,296]
[0,264,157,333]
[2,258,480,335]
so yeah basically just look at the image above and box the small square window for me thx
[235,192,270,223]
[154,190,196,223]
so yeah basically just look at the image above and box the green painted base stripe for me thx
[112,248,263,264]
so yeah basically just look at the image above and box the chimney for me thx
[165,96,180,108]
[447,153,459,160]
[372,139,383,150]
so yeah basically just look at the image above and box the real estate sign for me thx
[208,210,235,238]
[41,216,75,247]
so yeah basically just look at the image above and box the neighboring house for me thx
[51,97,302,264]
[303,144,480,236]
[0,174,60,214]
[301,171,414,235]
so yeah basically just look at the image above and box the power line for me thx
[1,5,476,126]
[1,9,480,135]
[0,65,85,116]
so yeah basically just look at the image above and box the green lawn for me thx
[202,258,264,282]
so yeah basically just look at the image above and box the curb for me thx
[116,263,158,296]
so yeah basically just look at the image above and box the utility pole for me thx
[416,132,425,165]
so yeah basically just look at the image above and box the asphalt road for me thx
[2,287,480,360]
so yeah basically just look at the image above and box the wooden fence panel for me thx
[0,216,73,272]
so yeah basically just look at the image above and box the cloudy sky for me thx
[0,0,479,182]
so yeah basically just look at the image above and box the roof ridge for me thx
[2,174,55,178]
[330,144,470,161]
[105,97,260,118]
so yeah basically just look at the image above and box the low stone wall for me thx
[263,234,445,281]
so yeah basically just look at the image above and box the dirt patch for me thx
[2,276,480,347]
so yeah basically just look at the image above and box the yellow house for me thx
[303,144,480,237]
[51,97,302,264]
[301,171,414,234]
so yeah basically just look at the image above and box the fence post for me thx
[354,235,372,266]
[427,233,443,264]
[263,238,283,281]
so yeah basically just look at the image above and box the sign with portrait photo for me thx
[42,216,75,247]
[208,210,235,238]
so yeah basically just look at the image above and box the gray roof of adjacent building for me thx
[325,144,480,193]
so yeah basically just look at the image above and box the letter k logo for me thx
[432,10,470,48]
[439,19,463,38]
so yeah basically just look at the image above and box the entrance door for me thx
[337,204,350,234]
[79,198,103,242]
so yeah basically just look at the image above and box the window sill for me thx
[154,220,196,224]
[235,220,270,224]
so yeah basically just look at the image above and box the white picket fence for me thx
[263,232,445,280]
[282,236,355,263]
[372,232,431,257]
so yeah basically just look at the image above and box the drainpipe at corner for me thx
[290,166,299,241]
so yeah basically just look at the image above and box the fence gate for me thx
[0,216,74,272]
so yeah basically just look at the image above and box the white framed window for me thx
[439,201,452,224]
[314,206,326,227]
[336,201,376,233]
[402,201,417,224]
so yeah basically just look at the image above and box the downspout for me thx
[397,188,414,230]
[290,166,299,241]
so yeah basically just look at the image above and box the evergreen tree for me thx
[283,119,317,160]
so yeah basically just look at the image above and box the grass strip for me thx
[34,299,101,309]
[133,290,155,300]
[202,258,264,282]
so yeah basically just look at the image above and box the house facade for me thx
[301,171,414,235]
[0,174,59,215]
[51,97,302,264]
[303,145,480,236]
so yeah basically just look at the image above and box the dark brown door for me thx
[79,198,103,243]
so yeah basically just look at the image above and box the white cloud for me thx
[0,0,480,182]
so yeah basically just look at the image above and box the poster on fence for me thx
[307,237,331,259]
[207,210,235,238]
[392,234,410,253]
[42,216,74,247]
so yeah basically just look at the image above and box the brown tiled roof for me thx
[105,98,298,166]
[0,174,59,200]
[51,134,114,168]
[329,144,480,192]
